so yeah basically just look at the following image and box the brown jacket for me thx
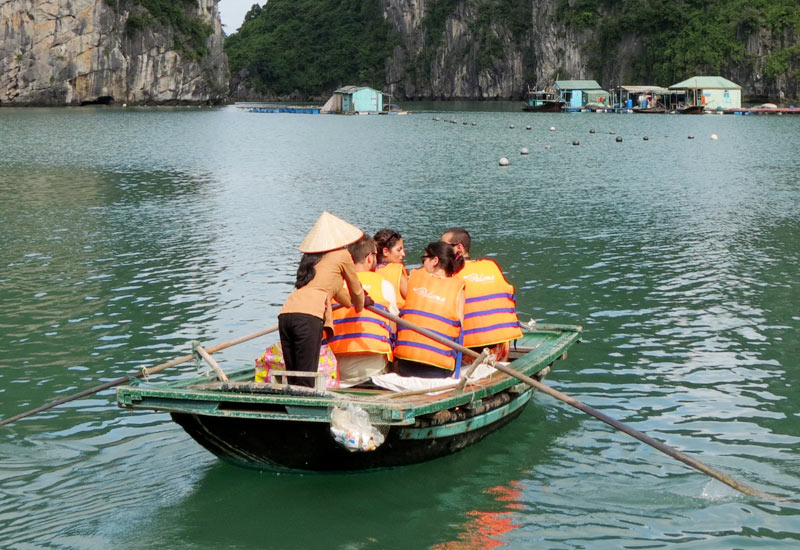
[280,248,365,332]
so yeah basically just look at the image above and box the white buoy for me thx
[520,147,529,155]
[509,125,515,129]
[711,134,719,140]
[122,103,127,108]
[549,126,556,131]
[499,157,510,166]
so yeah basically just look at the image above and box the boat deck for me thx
[116,325,581,426]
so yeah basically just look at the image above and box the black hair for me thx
[295,253,322,289]
[442,227,471,254]
[424,241,465,277]
[373,228,403,264]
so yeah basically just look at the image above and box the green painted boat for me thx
[116,325,582,472]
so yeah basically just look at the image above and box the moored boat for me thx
[522,89,564,113]
[675,104,705,114]
[116,324,582,472]
[632,105,667,114]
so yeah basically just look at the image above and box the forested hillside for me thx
[224,0,397,98]
[224,0,800,102]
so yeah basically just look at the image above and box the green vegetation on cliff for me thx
[107,0,213,61]
[224,0,799,99]
[225,0,399,97]
[558,0,800,85]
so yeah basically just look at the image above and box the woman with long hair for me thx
[373,228,408,306]
[393,241,466,378]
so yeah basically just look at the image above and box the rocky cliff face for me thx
[380,0,798,101]
[381,0,595,100]
[733,26,799,102]
[0,0,228,106]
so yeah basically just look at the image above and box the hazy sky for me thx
[219,0,259,34]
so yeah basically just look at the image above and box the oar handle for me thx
[366,306,786,501]
[366,305,479,359]
[0,324,280,428]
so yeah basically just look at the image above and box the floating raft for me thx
[723,107,800,115]
[249,106,321,114]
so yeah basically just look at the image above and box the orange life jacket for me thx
[455,259,523,348]
[330,272,393,359]
[375,262,407,308]
[394,270,464,373]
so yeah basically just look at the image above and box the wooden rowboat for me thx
[116,325,582,472]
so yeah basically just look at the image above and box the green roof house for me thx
[554,80,610,110]
[669,76,741,111]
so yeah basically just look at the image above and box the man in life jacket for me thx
[441,227,523,361]
[330,235,399,387]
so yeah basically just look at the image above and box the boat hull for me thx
[522,101,563,113]
[117,325,582,472]
[171,388,532,471]
[676,105,705,114]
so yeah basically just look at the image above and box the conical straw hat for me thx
[299,211,364,253]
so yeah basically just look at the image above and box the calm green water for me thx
[1,104,799,549]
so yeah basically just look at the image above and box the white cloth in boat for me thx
[370,362,502,393]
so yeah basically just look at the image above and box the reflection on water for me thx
[433,482,523,550]
[0,106,799,549]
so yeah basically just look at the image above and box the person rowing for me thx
[278,212,366,387]
[393,241,466,378]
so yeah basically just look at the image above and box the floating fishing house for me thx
[321,86,384,114]
[612,85,671,112]
[555,80,610,111]
[669,76,742,112]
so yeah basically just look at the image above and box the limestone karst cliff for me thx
[380,0,798,101]
[1,0,228,105]
[228,0,798,102]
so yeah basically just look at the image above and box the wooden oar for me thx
[367,306,785,501]
[0,324,279,428]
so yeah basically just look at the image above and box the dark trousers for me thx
[278,313,323,387]
[394,359,453,379]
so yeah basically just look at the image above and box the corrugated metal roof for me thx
[333,85,380,94]
[555,80,603,90]
[618,85,671,94]
[669,76,741,89]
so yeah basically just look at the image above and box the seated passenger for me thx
[394,241,465,379]
[373,228,408,307]
[441,227,523,362]
[329,235,399,387]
